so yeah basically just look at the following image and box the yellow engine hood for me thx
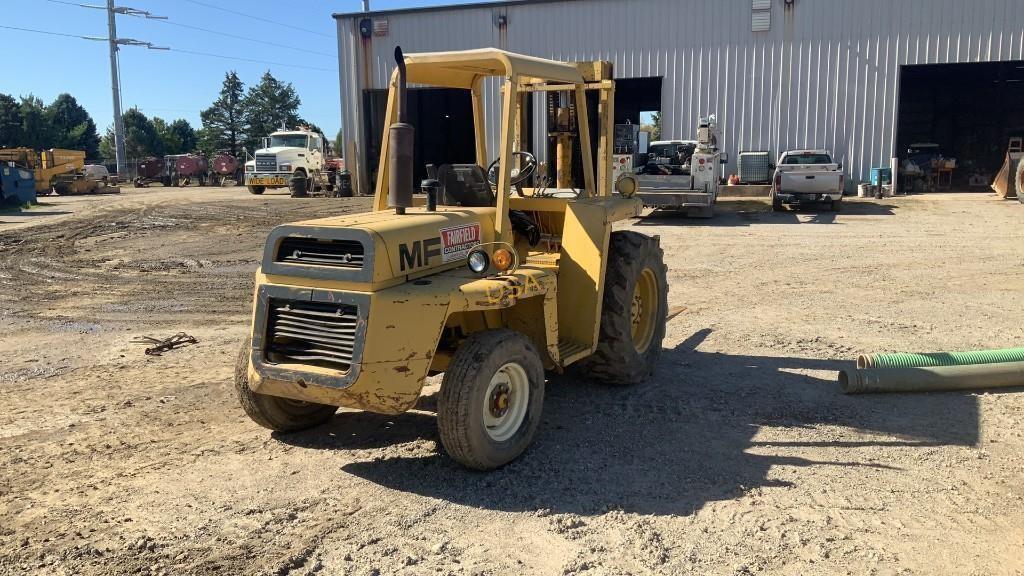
[283,206,496,282]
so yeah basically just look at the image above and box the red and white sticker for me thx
[440,223,481,263]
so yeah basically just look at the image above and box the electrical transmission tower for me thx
[79,1,167,175]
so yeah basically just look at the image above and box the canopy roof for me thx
[401,48,585,89]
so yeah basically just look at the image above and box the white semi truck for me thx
[244,126,342,197]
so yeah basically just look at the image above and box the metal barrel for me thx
[175,154,208,177]
[137,156,165,179]
[840,361,1024,394]
[212,153,238,175]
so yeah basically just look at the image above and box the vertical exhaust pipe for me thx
[388,46,414,214]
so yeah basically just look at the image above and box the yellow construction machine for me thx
[235,48,669,469]
[0,148,102,196]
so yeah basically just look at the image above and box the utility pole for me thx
[79,2,166,173]
[107,0,127,176]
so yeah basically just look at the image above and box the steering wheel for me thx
[487,151,537,196]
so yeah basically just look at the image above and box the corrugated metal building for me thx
[334,0,1024,194]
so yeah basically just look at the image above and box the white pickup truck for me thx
[771,149,845,212]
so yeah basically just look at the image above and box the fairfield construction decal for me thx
[440,223,481,263]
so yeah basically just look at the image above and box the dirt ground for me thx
[1,187,1023,576]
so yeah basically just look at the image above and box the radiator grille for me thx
[265,300,358,371]
[255,154,277,172]
[276,237,364,269]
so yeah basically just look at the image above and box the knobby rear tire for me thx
[576,231,668,386]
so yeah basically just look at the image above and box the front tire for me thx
[289,170,308,198]
[577,231,667,385]
[247,185,265,195]
[234,339,336,432]
[438,330,545,470]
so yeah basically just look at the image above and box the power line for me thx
[0,23,99,40]
[0,24,335,72]
[180,0,334,39]
[42,0,333,59]
[152,19,334,58]
[168,48,334,72]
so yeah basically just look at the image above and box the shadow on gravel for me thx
[328,328,978,516]
[275,411,436,450]
[633,200,897,228]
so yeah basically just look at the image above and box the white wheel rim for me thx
[482,362,529,442]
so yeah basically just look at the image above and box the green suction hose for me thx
[858,347,1024,369]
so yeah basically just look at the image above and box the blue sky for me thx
[4,0,491,139]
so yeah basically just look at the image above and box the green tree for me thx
[19,95,53,150]
[45,94,100,159]
[153,117,197,155]
[650,111,663,140]
[200,71,246,157]
[242,71,301,151]
[0,93,22,148]
[169,119,197,154]
[100,107,163,160]
[333,128,343,157]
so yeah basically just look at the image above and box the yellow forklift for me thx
[235,48,669,469]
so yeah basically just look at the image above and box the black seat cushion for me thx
[435,164,495,207]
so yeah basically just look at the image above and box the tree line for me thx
[0,70,326,164]
[0,93,101,158]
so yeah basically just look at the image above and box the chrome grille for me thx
[255,154,277,172]
[265,300,358,371]
[275,237,364,269]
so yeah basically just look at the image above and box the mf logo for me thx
[398,237,442,271]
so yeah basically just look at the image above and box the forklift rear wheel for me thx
[247,185,265,195]
[577,231,667,386]
[438,329,545,470]
[234,339,336,432]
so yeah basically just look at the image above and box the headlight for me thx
[279,163,292,172]
[467,250,489,274]
[245,164,255,172]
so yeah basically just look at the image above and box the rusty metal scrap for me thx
[131,332,198,356]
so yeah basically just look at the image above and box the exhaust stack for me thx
[388,46,414,214]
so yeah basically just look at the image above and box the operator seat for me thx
[433,164,495,207]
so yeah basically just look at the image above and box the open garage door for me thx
[363,88,477,191]
[896,61,1024,189]
[614,77,662,126]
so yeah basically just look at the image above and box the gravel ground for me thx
[1,187,1022,576]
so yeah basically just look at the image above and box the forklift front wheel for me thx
[234,339,336,432]
[577,231,668,386]
[438,330,545,470]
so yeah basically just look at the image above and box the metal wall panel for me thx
[337,0,1024,185]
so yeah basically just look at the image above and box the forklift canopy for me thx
[402,48,586,88]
